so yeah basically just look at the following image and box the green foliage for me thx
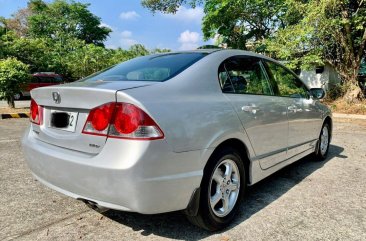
[202,0,289,50]
[359,58,366,76]
[0,1,171,85]
[267,1,366,86]
[324,83,349,101]
[150,48,171,54]
[27,0,111,46]
[0,57,29,105]
[128,44,150,57]
[143,0,365,100]
[5,34,53,72]
[141,0,201,13]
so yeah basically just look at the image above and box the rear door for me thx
[220,56,289,169]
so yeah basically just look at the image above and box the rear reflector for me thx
[82,102,164,140]
[30,98,43,125]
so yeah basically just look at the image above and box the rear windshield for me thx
[81,53,207,82]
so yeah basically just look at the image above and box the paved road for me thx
[0,118,365,240]
[0,100,30,108]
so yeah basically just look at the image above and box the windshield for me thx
[81,53,207,82]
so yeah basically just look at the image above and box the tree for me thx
[267,0,366,101]
[208,0,295,49]
[4,34,52,72]
[5,8,32,37]
[0,18,8,59]
[128,44,150,57]
[141,0,201,13]
[142,0,300,50]
[66,43,114,79]
[142,0,366,101]
[6,0,112,46]
[150,48,171,54]
[0,1,169,90]
[0,58,29,108]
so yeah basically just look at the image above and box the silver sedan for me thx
[22,49,332,231]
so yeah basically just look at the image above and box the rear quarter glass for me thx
[80,53,208,83]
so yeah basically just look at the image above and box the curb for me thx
[0,113,30,120]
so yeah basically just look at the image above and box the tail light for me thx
[82,102,164,140]
[30,98,43,125]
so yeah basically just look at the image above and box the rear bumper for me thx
[22,127,203,214]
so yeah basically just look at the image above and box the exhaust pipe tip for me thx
[77,198,108,212]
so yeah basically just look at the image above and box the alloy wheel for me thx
[209,159,240,217]
[320,125,329,156]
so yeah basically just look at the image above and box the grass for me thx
[323,99,366,115]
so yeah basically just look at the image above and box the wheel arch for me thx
[206,138,251,185]
[185,137,252,217]
[323,115,333,141]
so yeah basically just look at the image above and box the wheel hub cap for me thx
[320,126,329,156]
[209,159,240,217]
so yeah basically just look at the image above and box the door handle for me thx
[242,105,260,114]
[288,105,296,112]
[288,105,303,113]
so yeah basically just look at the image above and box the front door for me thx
[264,61,322,158]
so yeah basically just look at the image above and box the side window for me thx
[30,76,39,83]
[218,57,272,95]
[265,61,308,98]
[54,76,63,83]
[37,77,51,83]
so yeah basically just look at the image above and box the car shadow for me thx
[100,144,345,240]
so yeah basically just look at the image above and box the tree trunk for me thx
[343,82,364,103]
[6,96,15,108]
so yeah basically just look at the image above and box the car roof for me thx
[32,73,62,77]
[164,49,272,60]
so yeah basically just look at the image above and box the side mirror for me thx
[310,88,325,99]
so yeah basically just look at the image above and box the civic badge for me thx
[52,92,61,104]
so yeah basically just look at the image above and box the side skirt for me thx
[249,147,315,185]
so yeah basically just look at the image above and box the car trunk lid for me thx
[30,81,156,154]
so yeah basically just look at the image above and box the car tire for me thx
[186,147,246,231]
[313,122,330,161]
[14,93,22,100]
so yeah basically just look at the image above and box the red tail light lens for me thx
[82,102,164,140]
[82,103,115,136]
[30,99,43,125]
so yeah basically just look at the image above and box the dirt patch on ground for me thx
[333,118,366,126]
[324,99,366,114]
[0,107,29,114]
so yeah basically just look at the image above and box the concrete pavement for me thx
[0,100,30,109]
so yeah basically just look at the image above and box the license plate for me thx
[50,110,79,132]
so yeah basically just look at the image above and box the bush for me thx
[0,57,29,108]
[325,83,348,101]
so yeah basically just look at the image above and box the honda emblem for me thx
[52,92,61,104]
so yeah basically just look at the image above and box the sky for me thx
[0,0,213,50]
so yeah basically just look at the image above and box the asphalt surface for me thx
[0,118,365,241]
